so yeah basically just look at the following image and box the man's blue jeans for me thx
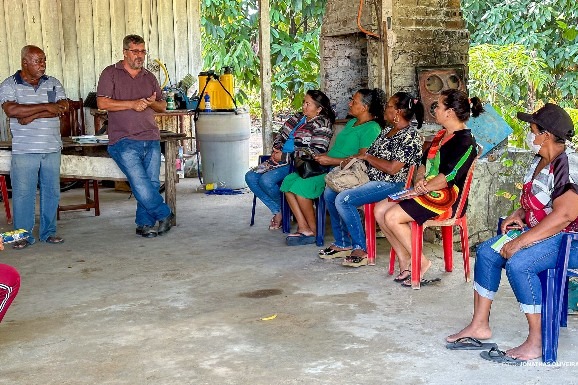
[245,164,290,215]
[323,180,404,251]
[108,139,171,227]
[11,152,61,244]
[474,232,578,314]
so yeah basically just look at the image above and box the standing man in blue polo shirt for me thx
[0,45,68,249]
[97,34,173,238]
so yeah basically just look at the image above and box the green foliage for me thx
[461,0,578,105]
[468,44,550,147]
[566,108,578,147]
[200,0,327,112]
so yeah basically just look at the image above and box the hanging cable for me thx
[357,0,381,40]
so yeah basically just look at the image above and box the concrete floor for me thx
[0,178,577,385]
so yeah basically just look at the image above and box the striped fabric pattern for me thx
[0,71,66,154]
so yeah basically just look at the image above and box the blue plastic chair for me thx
[249,155,271,227]
[281,194,325,247]
[539,231,578,363]
[497,218,578,363]
[250,156,324,246]
[280,159,326,246]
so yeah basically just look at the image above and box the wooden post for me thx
[258,0,273,153]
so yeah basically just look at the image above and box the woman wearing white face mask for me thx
[447,103,578,365]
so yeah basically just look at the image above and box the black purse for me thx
[294,155,328,179]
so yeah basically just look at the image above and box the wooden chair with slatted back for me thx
[57,98,100,219]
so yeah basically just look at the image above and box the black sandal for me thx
[12,240,29,250]
[393,269,411,282]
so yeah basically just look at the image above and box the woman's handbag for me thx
[294,155,327,179]
[325,158,370,192]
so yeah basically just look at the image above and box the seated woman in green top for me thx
[282,88,386,246]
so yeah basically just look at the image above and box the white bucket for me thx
[196,111,251,189]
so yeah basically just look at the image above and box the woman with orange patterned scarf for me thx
[374,89,483,286]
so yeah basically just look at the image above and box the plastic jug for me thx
[198,71,218,110]
[218,67,234,110]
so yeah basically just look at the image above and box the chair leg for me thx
[92,180,100,216]
[411,222,423,289]
[561,278,569,328]
[84,181,91,211]
[541,268,557,363]
[0,176,12,224]
[441,226,454,272]
[315,195,325,247]
[364,203,376,265]
[458,218,471,282]
[282,193,291,233]
[388,248,396,275]
[250,195,257,226]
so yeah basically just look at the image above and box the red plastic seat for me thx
[393,145,482,289]
[364,165,414,265]
[0,175,12,224]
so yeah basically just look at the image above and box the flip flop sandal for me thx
[401,277,441,287]
[480,347,526,366]
[12,240,29,250]
[45,236,64,244]
[268,216,282,230]
[446,337,498,350]
[342,255,368,267]
[286,233,316,246]
[393,269,411,282]
[318,247,352,259]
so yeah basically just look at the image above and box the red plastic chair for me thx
[0,175,12,224]
[393,145,482,289]
[364,165,414,265]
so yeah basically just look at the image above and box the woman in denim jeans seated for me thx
[319,92,424,267]
[447,103,578,363]
[245,90,335,230]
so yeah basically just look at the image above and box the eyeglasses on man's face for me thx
[124,49,147,55]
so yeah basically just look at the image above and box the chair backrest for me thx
[60,98,85,137]
[405,164,415,189]
[452,143,483,220]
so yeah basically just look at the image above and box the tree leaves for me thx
[462,0,578,104]
[200,0,326,109]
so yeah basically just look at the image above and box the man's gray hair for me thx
[123,35,145,49]
[21,45,42,59]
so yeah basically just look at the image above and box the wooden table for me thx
[0,131,185,224]
[91,109,195,152]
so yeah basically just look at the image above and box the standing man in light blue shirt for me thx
[0,45,68,249]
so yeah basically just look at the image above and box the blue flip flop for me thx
[286,233,316,246]
[480,347,527,366]
[446,337,498,350]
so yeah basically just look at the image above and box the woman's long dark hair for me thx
[306,90,336,124]
[392,92,425,129]
[357,88,387,127]
[440,89,484,122]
